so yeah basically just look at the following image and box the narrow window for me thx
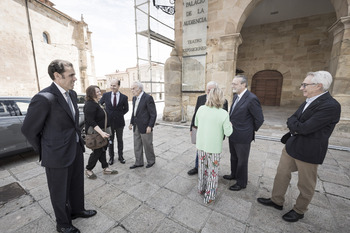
[43,32,50,44]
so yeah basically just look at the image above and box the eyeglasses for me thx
[300,83,317,88]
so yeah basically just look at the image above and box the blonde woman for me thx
[195,87,233,204]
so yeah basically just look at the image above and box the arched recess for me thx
[234,0,349,33]
[251,70,283,106]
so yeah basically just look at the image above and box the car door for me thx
[0,99,30,156]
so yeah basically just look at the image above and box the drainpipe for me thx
[25,0,40,91]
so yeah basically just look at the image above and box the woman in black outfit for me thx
[84,85,117,179]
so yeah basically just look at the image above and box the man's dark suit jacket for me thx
[190,94,228,131]
[130,92,157,134]
[286,92,341,164]
[100,91,129,128]
[21,83,85,168]
[229,90,264,144]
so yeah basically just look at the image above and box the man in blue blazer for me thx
[224,74,264,191]
[129,81,157,169]
[22,60,96,233]
[258,71,341,222]
[100,79,129,165]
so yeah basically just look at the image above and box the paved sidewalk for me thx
[0,106,349,233]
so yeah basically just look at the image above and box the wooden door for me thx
[251,70,283,106]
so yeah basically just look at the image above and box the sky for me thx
[53,0,174,77]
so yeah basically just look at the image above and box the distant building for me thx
[105,63,164,101]
[0,0,96,96]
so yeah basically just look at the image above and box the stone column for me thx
[206,33,242,104]
[163,48,183,122]
[328,16,350,134]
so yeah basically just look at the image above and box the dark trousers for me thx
[109,127,124,158]
[228,140,251,187]
[45,143,84,227]
[86,147,108,170]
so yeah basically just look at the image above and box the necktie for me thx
[113,93,116,107]
[134,97,140,116]
[230,96,240,114]
[65,91,75,120]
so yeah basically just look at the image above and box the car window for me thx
[77,95,85,104]
[16,100,30,115]
[0,100,20,116]
[0,102,10,117]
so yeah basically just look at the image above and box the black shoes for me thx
[146,162,155,168]
[229,183,246,191]
[71,209,97,220]
[282,210,304,222]
[108,157,114,165]
[129,164,143,169]
[118,156,126,164]
[187,168,198,175]
[257,198,283,210]
[223,174,235,180]
[56,226,80,233]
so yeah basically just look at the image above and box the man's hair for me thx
[48,60,73,80]
[206,87,224,109]
[206,81,218,88]
[133,81,144,91]
[85,85,100,101]
[307,71,333,91]
[111,79,121,86]
[235,74,248,87]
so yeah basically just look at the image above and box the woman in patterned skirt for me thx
[195,87,233,204]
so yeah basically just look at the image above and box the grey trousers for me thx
[133,125,155,165]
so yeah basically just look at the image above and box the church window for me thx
[43,32,50,44]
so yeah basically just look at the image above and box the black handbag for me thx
[85,105,110,150]
[280,132,292,144]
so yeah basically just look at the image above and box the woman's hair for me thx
[85,85,100,101]
[206,87,224,108]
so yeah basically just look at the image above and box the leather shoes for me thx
[282,209,304,222]
[118,156,126,164]
[257,198,283,210]
[71,209,97,220]
[56,225,80,233]
[229,183,246,191]
[146,162,155,168]
[129,164,143,169]
[223,174,235,180]
[187,168,198,175]
[108,157,114,165]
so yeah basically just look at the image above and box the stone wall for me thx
[237,12,336,106]
[0,0,95,97]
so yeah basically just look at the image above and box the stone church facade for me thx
[163,0,350,133]
[0,0,95,96]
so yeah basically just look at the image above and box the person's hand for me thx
[101,132,110,138]
[146,126,152,134]
[129,124,133,130]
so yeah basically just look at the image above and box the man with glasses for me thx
[257,71,341,222]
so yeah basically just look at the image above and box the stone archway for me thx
[251,70,283,106]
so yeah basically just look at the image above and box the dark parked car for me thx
[0,96,85,158]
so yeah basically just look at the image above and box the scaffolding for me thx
[134,0,175,101]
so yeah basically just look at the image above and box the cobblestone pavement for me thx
[0,106,349,233]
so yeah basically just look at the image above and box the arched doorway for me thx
[251,70,283,106]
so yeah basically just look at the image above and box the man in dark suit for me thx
[187,81,228,175]
[257,71,341,222]
[128,81,157,169]
[100,79,129,165]
[21,60,96,233]
[224,74,264,191]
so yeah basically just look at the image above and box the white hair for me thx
[207,81,218,88]
[133,81,144,91]
[307,71,333,91]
